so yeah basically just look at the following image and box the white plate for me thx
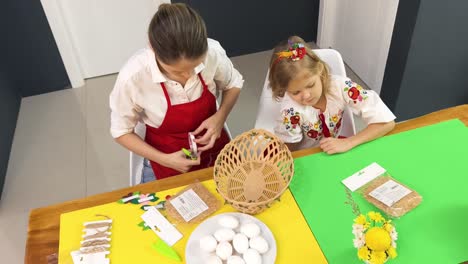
[185,212,277,264]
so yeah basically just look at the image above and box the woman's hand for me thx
[319,137,355,154]
[192,113,225,151]
[161,150,201,173]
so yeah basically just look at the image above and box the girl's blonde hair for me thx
[148,3,207,64]
[268,36,330,100]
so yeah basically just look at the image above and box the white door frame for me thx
[41,0,169,88]
[317,0,399,94]
[41,0,85,88]
[317,0,336,49]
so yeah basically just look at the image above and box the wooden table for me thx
[25,105,468,263]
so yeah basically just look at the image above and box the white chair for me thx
[254,49,356,137]
[129,102,233,186]
[129,121,147,186]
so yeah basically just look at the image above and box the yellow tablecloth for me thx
[59,180,327,263]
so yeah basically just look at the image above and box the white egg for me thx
[227,255,246,264]
[232,233,249,253]
[216,241,233,260]
[249,236,269,254]
[199,235,218,252]
[243,248,262,264]
[218,215,240,229]
[206,255,223,264]
[240,223,261,238]
[214,228,236,242]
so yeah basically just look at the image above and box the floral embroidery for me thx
[313,122,320,129]
[282,108,301,132]
[344,80,368,104]
[307,129,319,139]
[333,118,342,135]
[302,121,321,140]
[290,115,300,125]
[335,117,343,132]
[329,110,344,136]
[283,106,346,141]
[332,114,339,123]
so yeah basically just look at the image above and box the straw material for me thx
[363,176,422,218]
[214,129,294,214]
[166,182,221,223]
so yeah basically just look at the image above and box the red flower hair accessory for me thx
[274,42,306,65]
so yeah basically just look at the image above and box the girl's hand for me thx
[161,150,201,173]
[192,113,225,151]
[319,137,355,154]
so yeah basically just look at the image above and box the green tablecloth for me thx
[290,119,468,263]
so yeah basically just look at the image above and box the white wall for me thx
[41,0,169,87]
[318,0,399,94]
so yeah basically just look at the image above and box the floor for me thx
[0,45,368,262]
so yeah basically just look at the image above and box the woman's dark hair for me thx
[148,3,208,64]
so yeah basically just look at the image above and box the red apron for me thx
[145,73,230,179]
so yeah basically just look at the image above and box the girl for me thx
[110,3,243,182]
[269,36,395,154]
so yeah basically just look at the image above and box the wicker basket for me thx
[213,129,294,214]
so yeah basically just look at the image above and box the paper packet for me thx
[342,162,422,218]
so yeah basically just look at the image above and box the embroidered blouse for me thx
[274,75,396,149]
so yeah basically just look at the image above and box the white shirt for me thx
[110,39,244,138]
[274,75,396,149]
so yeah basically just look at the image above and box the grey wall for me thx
[0,66,21,198]
[381,0,468,120]
[0,0,70,197]
[5,0,70,97]
[175,0,319,57]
